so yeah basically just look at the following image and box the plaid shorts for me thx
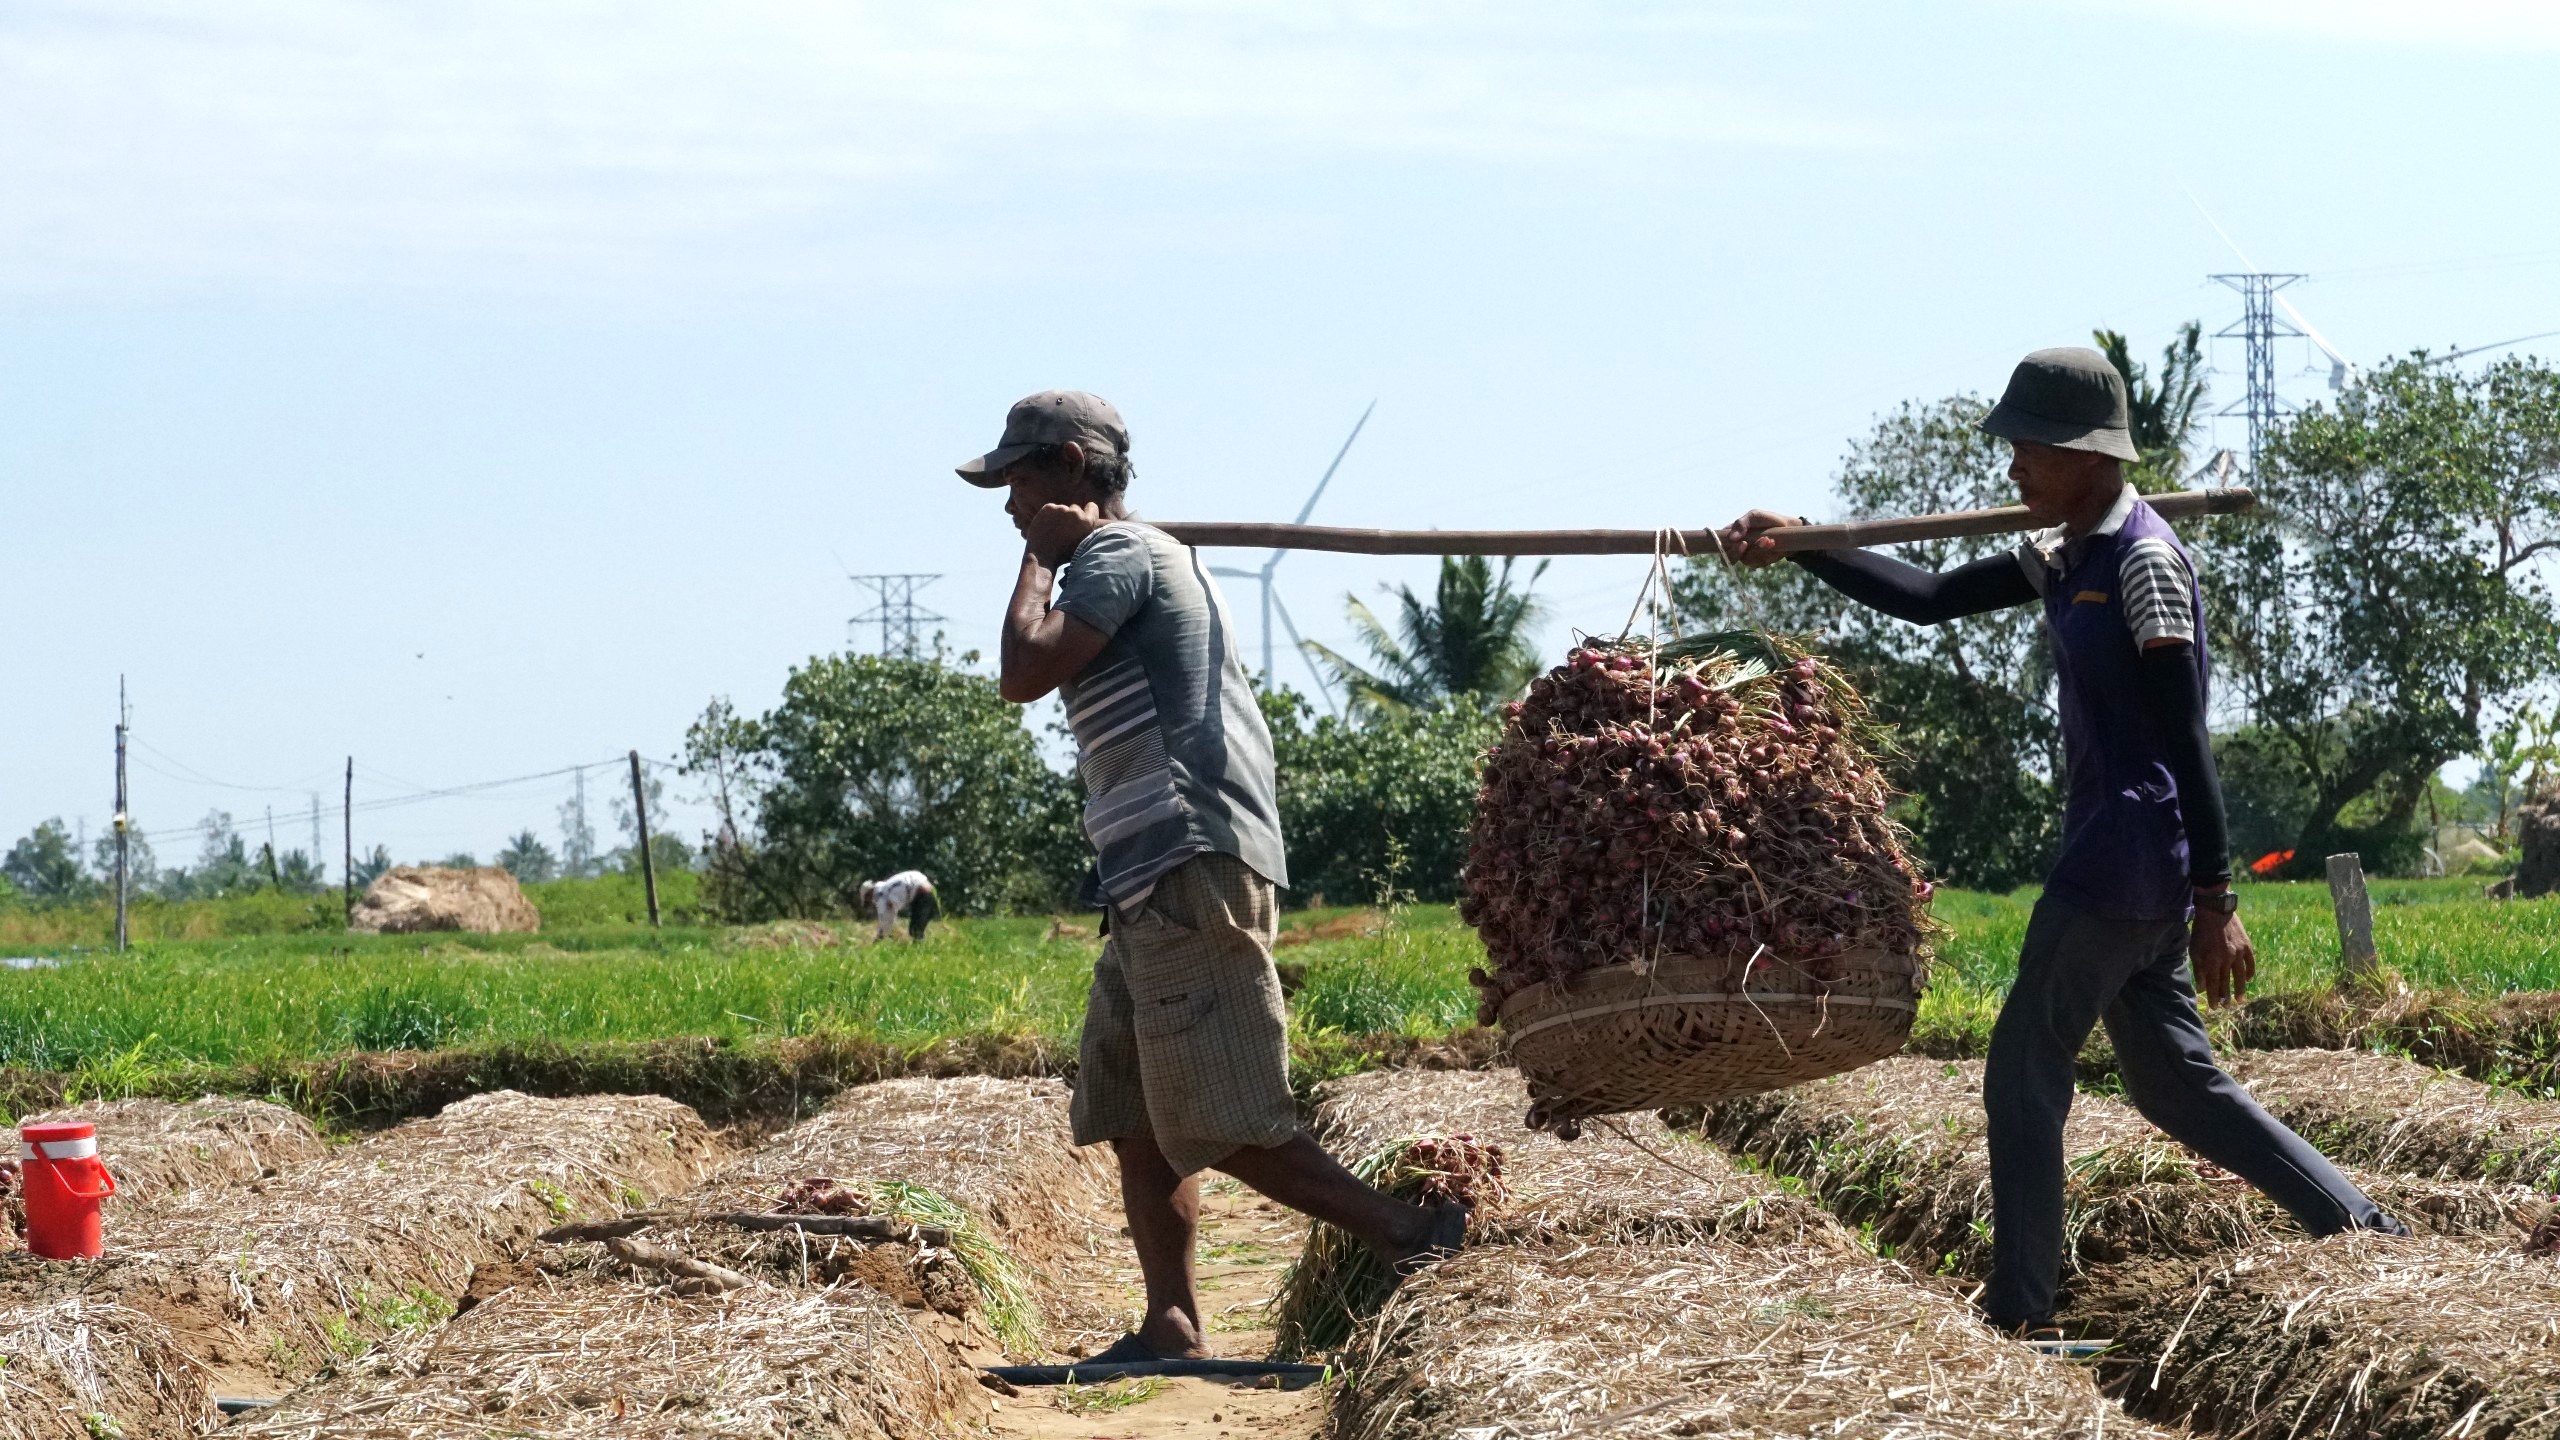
[1070,852,1300,1177]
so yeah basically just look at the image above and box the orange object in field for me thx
[19,1121,115,1259]
[2249,849,2296,878]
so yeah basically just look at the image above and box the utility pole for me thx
[847,574,945,658]
[309,793,324,882]
[342,758,355,926]
[628,750,661,929]
[2211,271,2305,475]
[112,678,129,952]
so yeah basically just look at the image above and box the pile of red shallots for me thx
[1459,635,1932,1022]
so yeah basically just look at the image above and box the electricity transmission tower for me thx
[2211,271,2305,475]
[848,574,946,658]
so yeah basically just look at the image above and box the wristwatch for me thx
[2194,888,2240,916]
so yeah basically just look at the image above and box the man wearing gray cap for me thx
[1720,348,2405,1342]
[959,391,1465,1364]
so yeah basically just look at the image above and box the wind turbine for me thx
[1209,401,1375,715]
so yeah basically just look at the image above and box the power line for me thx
[129,756,629,844]
[127,737,336,794]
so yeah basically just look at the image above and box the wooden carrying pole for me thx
[1156,487,2254,556]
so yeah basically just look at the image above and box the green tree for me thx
[88,827,159,893]
[615,833,695,876]
[2206,354,2560,870]
[1261,689,1499,904]
[2096,321,2208,490]
[2478,708,2560,842]
[276,849,327,893]
[350,844,395,888]
[1673,396,2062,890]
[153,811,262,900]
[681,649,1083,920]
[2,819,98,903]
[495,830,559,883]
[1305,555,1548,716]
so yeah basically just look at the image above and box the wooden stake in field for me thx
[2326,852,2380,985]
[1155,487,2254,556]
[629,750,661,929]
[113,678,130,953]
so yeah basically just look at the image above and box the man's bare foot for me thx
[1385,1201,1470,1278]
[1108,1320,1210,1362]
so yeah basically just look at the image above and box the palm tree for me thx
[2095,321,2207,489]
[1303,555,1549,717]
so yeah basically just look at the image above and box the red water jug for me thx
[20,1121,116,1260]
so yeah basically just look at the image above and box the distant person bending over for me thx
[1719,347,2409,1343]
[859,870,938,942]
[961,390,1465,1364]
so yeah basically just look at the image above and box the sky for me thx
[6,0,2557,871]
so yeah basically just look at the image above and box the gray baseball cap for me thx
[1979,347,2141,463]
[955,390,1130,487]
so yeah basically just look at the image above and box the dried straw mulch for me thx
[2086,1231,2560,1440]
[1278,1068,1845,1358]
[1699,1056,2539,1284]
[2225,1046,2560,1188]
[20,1096,326,1207]
[0,1298,215,1440]
[0,1090,719,1438]
[1313,1067,1835,1248]
[1338,1238,2182,1440]
[229,1264,983,1440]
[675,1077,1107,1270]
[625,1076,1113,1356]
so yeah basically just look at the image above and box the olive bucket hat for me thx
[954,390,1130,487]
[1979,347,2141,463]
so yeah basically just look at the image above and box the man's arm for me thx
[2135,638,2253,1004]
[1000,549,1111,703]
[1719,510,2036,624]
[1792,549,2039,624]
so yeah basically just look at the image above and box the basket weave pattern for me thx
[1499,947,1919,1131]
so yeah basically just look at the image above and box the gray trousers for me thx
[1980,894,2396,1328]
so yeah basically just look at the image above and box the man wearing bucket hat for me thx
[961,391,1467,1365]
[1719,347,2408,1343]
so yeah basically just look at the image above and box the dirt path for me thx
[991,1176,1328,1440]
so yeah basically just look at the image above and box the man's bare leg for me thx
[1112,1136,1209,1358]
[1216,1132,1444,1265]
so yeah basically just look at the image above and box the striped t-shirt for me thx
[2014,485,2197,646]
[1053,522,1288,910]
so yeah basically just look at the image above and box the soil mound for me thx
[1700,1056,2537,1285]
[2090,1232,2560,1440]
[2227,1046,2560,1188]
[0,1091,720,1435]
[232,1264,982,1440]
[351,865,541,934]
[1340,1239,2179,1440]
[1313,1066,1832,1248]
[20,1095,326,1208]
[625,1076,1113,1358]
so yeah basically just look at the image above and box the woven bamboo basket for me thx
[1499,946,1920,1134]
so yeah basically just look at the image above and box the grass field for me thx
[0,879,2548,1094]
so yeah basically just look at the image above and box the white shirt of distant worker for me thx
[859,871,938,942]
